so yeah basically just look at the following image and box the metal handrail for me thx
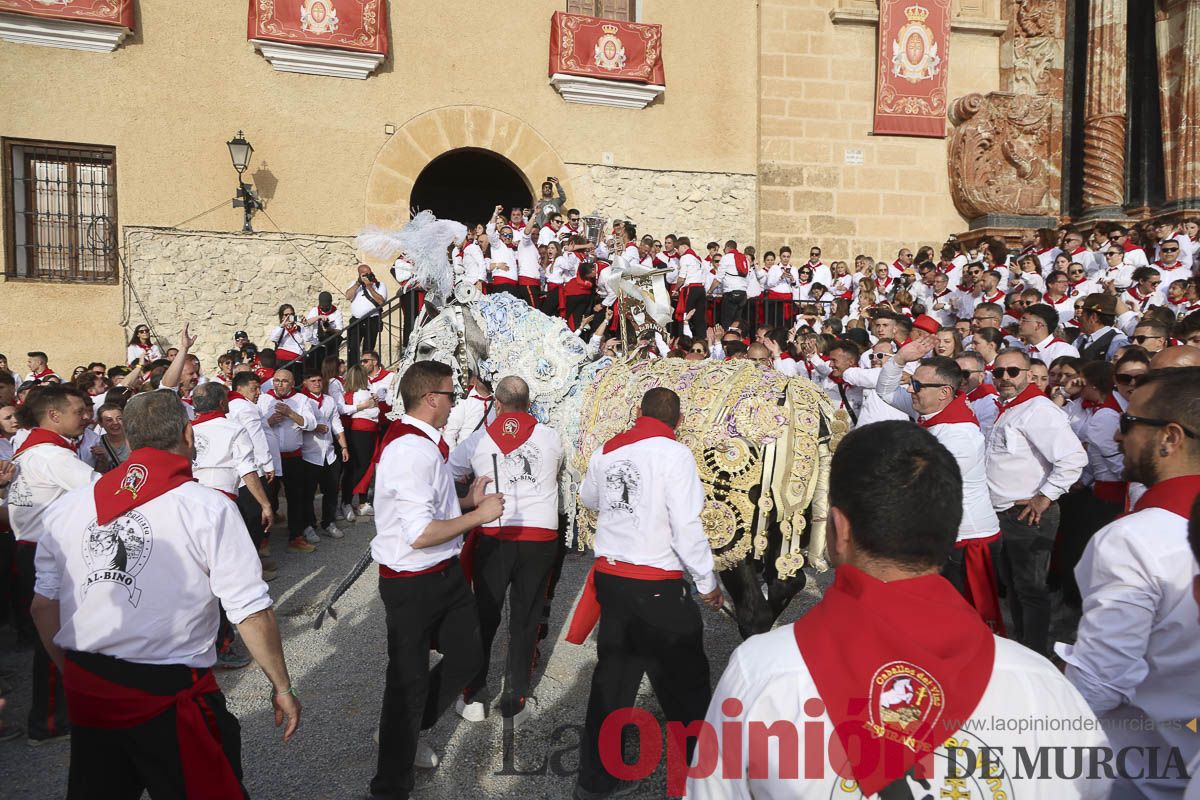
[274,290,412,375]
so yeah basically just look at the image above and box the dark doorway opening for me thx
[409,148,531,227]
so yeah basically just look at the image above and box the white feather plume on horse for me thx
[354,211,466,307]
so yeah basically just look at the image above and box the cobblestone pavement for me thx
[0,512,834,800]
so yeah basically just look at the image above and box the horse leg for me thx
[766,572,807,624]
[719,562,773,639]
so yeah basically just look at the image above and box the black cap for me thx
[318,291,333,307]
[235,330,249,340]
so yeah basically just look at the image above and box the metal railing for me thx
[274,290,414,375]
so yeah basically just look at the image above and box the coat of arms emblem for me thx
[593,23,628,71]
[300,0,340,35]
[891,4,940,83]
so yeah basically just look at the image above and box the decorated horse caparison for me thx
[359,213,843,637]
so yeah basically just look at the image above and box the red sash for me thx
[565,559,684,644]
[729,249,748,277]
[94,449,196,526]
[14,427,78,457]
[64,658,242,800]
[354,419,446,495]
[380,557,455,579]
[793,565,994,796]
[955,533,1005,634]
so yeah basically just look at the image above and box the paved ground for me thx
[0,511,837,799]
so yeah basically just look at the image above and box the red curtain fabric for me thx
[549,10,665,86]
[872,0,951,138]
[0,0,133,28]
[247,0,388,56]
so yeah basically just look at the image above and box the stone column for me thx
[1158,0,1200,208]
[1080,0,1128,212]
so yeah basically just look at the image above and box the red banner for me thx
[873,0,951,138]
[248,0,388,55]
[0,0,132,28]
[549,11,665,86]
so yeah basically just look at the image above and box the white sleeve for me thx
[772,357,799,377]
[841,366,881,389]
[666,451,717,593]
[578,452,601,512]
[378,441,441,546]
[232,428,258,479]
[1028,412,1087,501]
[295,399,317,432]
[243,406,273,472]
[448,429,483,482]
[1057,524,1157,714]
[51,455,100,493]
[874,358,916,417]
[33,532,62,601]
[203,498,273,624]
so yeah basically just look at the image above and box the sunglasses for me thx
[1131,335,1163,344]
[1114,372,1145,386]
[910,379,950,392]
[426,390,458,404]
[1069,269,1085,275]
[1119,412,1198,438]
[1162,247,1180,252]
[991,366,1027,379]
[691,347,706,354]
[869,352,891,361]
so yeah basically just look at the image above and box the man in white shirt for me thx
[7,383,98,743]
[369,360,503,797]
[957,350,1000,437]
[986,347,1086,656]
[673,236,710,340]
[568,388,722,800]
[1020,303,1081,363]
[875,337,1005,632]
[31,390,298,797]
[448,376,563,726]
[442,373,495,449]
[305,290,343,367]
[190,382,273,534]
[345,264,388,364]
[513,219,544,307]
[689,421,1109,800]
[228,371,276,564]
[1058,368,1200,800]
[299,373,347,540]
[715,240,751,330]
[257,368,317,553]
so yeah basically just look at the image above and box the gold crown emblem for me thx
[904,4,930,23]
[601,23,619,35]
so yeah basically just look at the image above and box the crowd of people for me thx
[0,194,1199,800]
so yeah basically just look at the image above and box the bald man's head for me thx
[494,375,530,412]
[1150,345,1200,370]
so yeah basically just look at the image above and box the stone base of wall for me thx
[568,164,757,248]
[123,226,358,369]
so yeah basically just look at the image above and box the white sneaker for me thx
[414,738,439,769]
[302,526,320,544]
[358,502,374,516]
[322,523,345,539]
[344,505,356,523]
[455,696,486,722]
[504,697,536,730]
[334,506,346,521]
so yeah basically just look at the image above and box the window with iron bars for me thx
[3,138,118,283]
[565,0,635,21]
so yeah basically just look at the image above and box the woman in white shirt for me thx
[125,324,162,366]
[338,364,379,521]
[269,304,308,367]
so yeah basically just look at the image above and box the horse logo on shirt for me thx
[867,661,945,751]
[82,511,152,607]
[192,433,209,463]
[603,460,641,519]
[502,445,539,486]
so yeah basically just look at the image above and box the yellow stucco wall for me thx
[757,0,1002,260]
[0,0,759,367]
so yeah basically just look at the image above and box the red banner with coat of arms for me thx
[549,11,665,86]
[0,0,132,28]
[247,0,388,55]
[873,0,951,138]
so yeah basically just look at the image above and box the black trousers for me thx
[678,285,707,340]
[465,536,557,717]
[303,458,341,529]
[494,283,539,307]
[371,563,482,800]
[279,455,310,541]
[16,542,70,739]
[764,299,792,330]
[565,295,595,332]
[998,503,1061,657]
[347,315,381,365]
[65,650,245,800]
[342,428,377,505]
[236,485,266,549]
[942,538,1001,596]
[577,573,712,795]
[540,285,563,319]
[720,290,747,330]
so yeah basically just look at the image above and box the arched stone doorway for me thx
[409,149,530,226]
[364,105,575,230]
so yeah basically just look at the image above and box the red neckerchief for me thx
[266,389,293,400]
[1155,261,1186,275]
[1133,475,1200,517]
[191,411,226,425]
[679,248,700,261]
[1126,286,1152,303]
[983,290,1005,304]
[728,249,749,276]
[892,259,905,272]
[1121,239,1140,253]
[378,419,448,462]
[793,565,994,797]
[135,342,151,352]
[994,382,1043,419]
[486,412,537,455]
[932,288,951,299]
[966,383,998,402]
[1045,292,1071,305]
[94,448,196,526]
[301,389,324,408]
[30,368,56,380]
[876,277,893,291]
[317,305,337,317]
[1069,246,1088,256]
[602,416,676,454]
[1092,393,1122,415]
[14,427,78,457]
[368,369,391,384]
[227,391,247,403]
[919,393,979,428]
[1035,246,1055,255]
